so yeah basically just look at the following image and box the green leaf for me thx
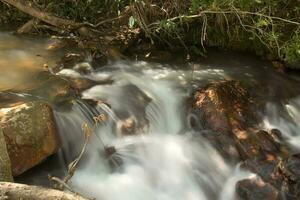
[128,16,136,28]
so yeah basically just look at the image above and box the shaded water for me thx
[1,32,300,199]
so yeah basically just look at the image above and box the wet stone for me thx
[198,130,241,162]
[242,156,285,190]
[284,154,300,181]
[236,177,281,200]
[255,130,281,154]
[269,129,284,142]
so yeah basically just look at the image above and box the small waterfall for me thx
[53,61,250,200]
[263,95,300,149]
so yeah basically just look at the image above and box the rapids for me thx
[54,60,299,200]
[1,31,300,199]
[54,62,251,200]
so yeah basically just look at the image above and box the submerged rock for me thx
[0,101,61,176]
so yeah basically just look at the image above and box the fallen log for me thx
[0,182,90,200]
[1,0,81,30]
[17,18,39,34]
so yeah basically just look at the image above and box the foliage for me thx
[282,30,300,66]
[0,0,129,25]
[0,0,299,67]
[130,0,300,66]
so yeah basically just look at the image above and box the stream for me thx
[1,31,300,200]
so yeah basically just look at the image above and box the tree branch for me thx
[0,182,90,200]
[0,0,82,30]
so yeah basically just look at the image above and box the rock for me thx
[269,129,284,143]
[272,61,286,73]
[191,80,258,134]
[239,141,300,197]
[0,101,61,176]
[28,72,77,106]
[60,53,85,65]
[242,156,285,190]
[197,130,240,162]
[189,80,257,160]
[117,117,137,137]
[284,154,300,181]
[144,51,173,61]
[189,81,287,160]
[189,80,298,197]
[68,77,96,91]
[283,154,300,198]
[236,177,281,200]
[112,84,151,135]
[0,127,13,182]
[73,62,93,74]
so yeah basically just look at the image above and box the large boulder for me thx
[189,80,287,160]
[190,80,258,134]
[0,127,13,182]
[190,80,258,160]
[0,101,61,176]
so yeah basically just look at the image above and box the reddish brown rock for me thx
[0,101,61,176]
[191,80,258,135]
[236,177,281,200]
[190,80,298,197]
[190,80,258,160]
[243,156,285,189]
[190,81,287,160]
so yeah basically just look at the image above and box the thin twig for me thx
[149,9,300,26]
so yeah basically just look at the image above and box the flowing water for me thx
[1,32,300,199]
